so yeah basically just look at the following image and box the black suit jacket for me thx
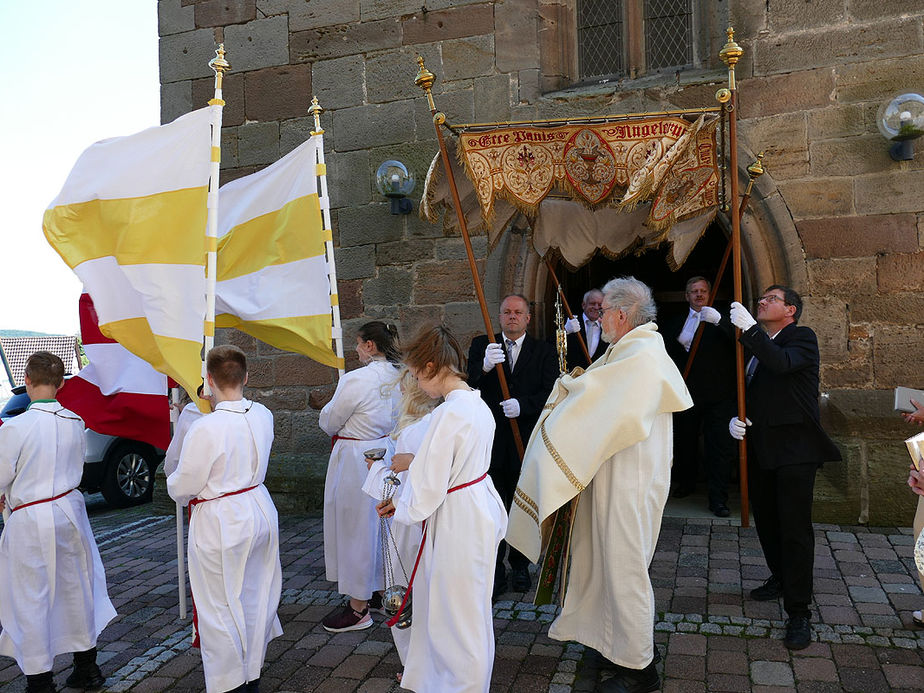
[467,333,559,463]
[739,322,841,470]
[565,315,608,370]
[662,310,737,404]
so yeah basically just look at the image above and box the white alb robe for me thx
[392,389,507,693]
[362,414,432,665]
[0,401,116,674]
[320,358,400,599]
[164,401,206,476]
[167,398,282,693]
[505,323,693,670]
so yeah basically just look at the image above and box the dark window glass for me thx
[644,0,693,71]
[577,0,625,81]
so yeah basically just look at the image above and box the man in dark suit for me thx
[729,285,841,650]
[562,289,609,370]
[663,276,737,516]
[468,294,559,596]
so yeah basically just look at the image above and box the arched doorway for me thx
[543,220,738,336]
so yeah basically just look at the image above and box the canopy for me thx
[421,112,721,270]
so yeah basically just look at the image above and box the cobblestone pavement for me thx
[1,499,923,692]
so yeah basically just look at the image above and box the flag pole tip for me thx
[309,96,325,135]
[415,56,435,93]
[209,44,231,74]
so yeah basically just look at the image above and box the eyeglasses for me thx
[599,305,620,315]
[757,295,786,305]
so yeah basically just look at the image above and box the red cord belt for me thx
[11,488,77,513]
[330,433,388,450]
[385,471,489,627]
[188,485,259,513]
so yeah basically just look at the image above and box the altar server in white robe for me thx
[167,345,282,693]
[164,385,213,477]
[506,278,693,693]
[377,325,507,693]
[320,321,402,632]
[0,351,116,693]
[362,369,438,667]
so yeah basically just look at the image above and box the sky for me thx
[0,2,160,336]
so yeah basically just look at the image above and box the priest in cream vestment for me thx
[506,277,693,693]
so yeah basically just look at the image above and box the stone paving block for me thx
[751,660,795,686]
[793,656,839,682]
[839,666,891,692]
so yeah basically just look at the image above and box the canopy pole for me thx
[719,28,749,528]
[415,57,524,459]
[309,97,345,378]
[170,388,188,620]
[544,258,592,366]
[682,153,764,381]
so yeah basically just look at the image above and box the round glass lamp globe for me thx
[877,93,924,141]
[376,160,416,198]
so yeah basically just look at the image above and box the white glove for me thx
[729,416,752,440]
[501,398,521,418]
[482,342,506,372]
[699,306,721,325]
[730,301,757,331]
[564,317,580,334]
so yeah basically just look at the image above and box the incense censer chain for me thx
[374,452,412,629]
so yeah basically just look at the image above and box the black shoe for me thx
[672,485,693,499]
[598,661,660,693]
[749,576,782,601]
[492,567,508,600]
[26,672,57,693]
[710,503,730,518]
[784,615,812,650]
[512,567,532,592]
[245,678,260,693]
[65,648,105,690]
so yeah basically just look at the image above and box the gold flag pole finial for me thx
[719,27,743,91]
[209,43,231,97]
[415,56,437,113]
[309,96,324,136]
[743,151,765,198]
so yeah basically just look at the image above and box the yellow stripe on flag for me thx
[43,187,208,268]
[216,313,342,369]
[216,194,324,281]
[99,317,204,408]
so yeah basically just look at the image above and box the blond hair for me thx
[392,368,439,439]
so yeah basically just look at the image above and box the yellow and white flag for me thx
[216,136,342,369]
[43,107,214,403]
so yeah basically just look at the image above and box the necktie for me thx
[746,356,758,384]
[505,338,517,370]
[586,319,599,355]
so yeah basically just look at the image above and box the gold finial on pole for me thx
[743,152,765,198]
[309,96,324,136]
[209,43,231,94]
[415,55,437,113]
[719,27,743,91]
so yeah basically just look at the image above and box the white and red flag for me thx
[58,293,171,449]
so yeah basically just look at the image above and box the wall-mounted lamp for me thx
[375,160,415,214]
[878,92,924,161]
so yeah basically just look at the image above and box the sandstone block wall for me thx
[157,0,924,523]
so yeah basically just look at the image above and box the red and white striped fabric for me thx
[58,293,170,450]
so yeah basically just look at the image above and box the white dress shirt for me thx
[503,332,526,370]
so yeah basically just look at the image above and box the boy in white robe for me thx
[0,351,116,693]
[167,345,282,693]
[163,385,213,477]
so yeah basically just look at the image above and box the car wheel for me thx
[100,441,158,507]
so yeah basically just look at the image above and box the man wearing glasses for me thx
[728,285,841,650]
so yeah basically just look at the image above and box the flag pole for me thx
[174,44,229,620]
[309,97,345,377]
[170,388,187,619]
[719,28,749,527]
[202,44,230,396]
[414,57,525,459]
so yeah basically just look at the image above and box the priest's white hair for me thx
[601,276,657,328]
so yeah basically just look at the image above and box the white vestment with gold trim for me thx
[506,323,693,669]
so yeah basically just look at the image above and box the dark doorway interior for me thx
[544,221,734,334]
